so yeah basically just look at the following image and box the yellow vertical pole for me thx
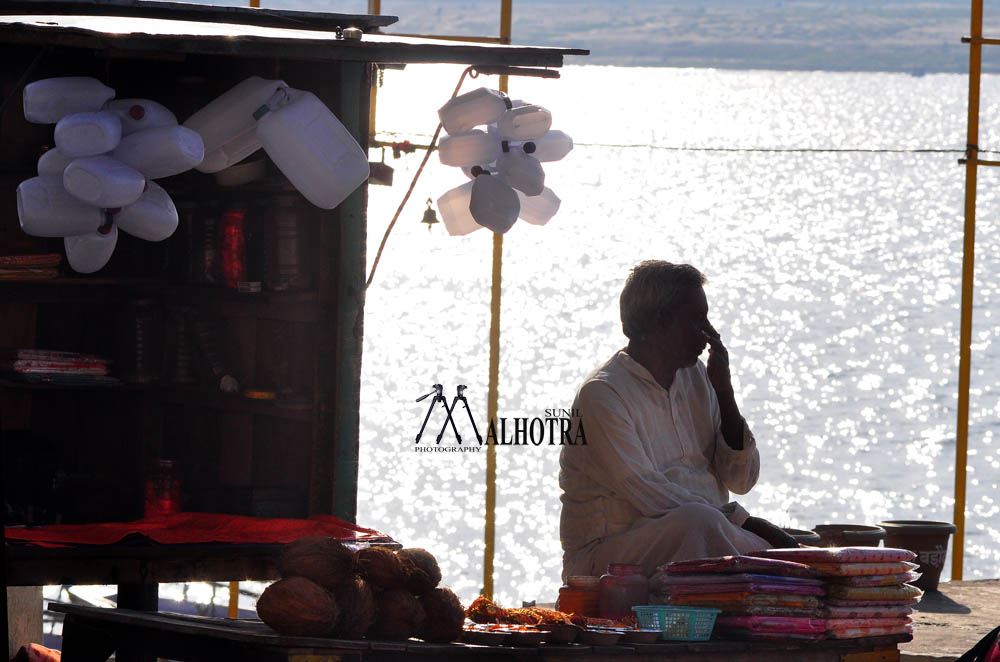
[228,582,239,618]
[368,0,381,141]
[483,0,512,602]
[954,0,982,582]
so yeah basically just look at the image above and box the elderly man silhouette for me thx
[560,261,796,580]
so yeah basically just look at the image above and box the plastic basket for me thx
[631,605,720,641]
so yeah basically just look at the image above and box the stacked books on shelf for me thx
[651,547,920,641]
[1,348,120,386]
[0,253,61,280]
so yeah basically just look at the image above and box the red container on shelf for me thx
[144,459,182,517]
[557,585,600,616]
[217,208,247,289]
[597,563,648,622]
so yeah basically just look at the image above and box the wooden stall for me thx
[0,2,586,650]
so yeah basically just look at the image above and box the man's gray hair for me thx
[620,261,706,340]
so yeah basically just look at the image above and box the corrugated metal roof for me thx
[0,13,588,67]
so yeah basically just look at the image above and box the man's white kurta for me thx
[559,350,768,578]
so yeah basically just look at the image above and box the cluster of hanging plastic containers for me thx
[435,88,573,235]
[16,75,369,273]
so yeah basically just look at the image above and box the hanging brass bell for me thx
[421,198,438,231]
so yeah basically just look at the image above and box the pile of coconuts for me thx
[255,537,465,643]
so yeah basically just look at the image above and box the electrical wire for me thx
[365,66,475,290]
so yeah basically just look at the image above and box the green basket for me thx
[631,605,720,641]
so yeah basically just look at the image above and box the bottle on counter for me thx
[597,564,649,622]
[144,458,182,518]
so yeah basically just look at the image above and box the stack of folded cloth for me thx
[649,555,828,641]
[0,348,119,386]
[0,253,61,280]
[756,547,920,639]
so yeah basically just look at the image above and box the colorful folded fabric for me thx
[825,605,914,619]
[826,617,912,630]
[826,624,913,639]
[722,606,827,618]
[654,572,823,586]
[825,597,921,607]
[713,628,826,642]
[716,615,828,634]
[660,582,824,596]
[756,547,916,564]
[825,584,923,601]
[662,555,817,577]
[663,592,823,609]
[808,561,919,577]
[828,572,921,587]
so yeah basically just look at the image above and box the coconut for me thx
[356,546,406,590]
[330,575,376,640]
[419,587,465,643]
[397,548,442,595]
[370,588,426,640]
[278,537,356,590]
[256,576,339,637]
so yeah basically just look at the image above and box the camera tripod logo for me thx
[414,384,483,444]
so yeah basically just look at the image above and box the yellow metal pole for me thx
[368,0,380,141]
[484,0,512,602]
[954,0,982,582]
[228,581,239,618]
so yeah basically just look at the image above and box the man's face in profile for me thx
[663,286,710,366]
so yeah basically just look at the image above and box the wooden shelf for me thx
[0,279,320,322]
[1,380,313,422]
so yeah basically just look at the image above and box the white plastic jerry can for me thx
[461,164,498,180]
[517,187,561,226]
[438,88,512,135]
[183,76,286,173]
[255,87,370,210]
[23,77,115,124]
[112,125,205,179]
[523,130,573,162]
[438,129,502,168]
[497,104,552,141]
[37,148,75,177]
[113,181,179,242]
[436,180,483,236]
[16,176,105,237]
[63,156,146,208]
[65,225,118,274]
[469,173,519,234]
[496,148,545,197]
[55,111,123,157]
[105,99,178,135]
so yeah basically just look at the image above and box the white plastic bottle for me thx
[438,88,511,135]
[37,148,75,177]
[436,180,482,236]
[63,156,146,208]
[183,76,286,173]
[255,87,369,210]
[105,99,178,135]
[55,111,123,157]
[498,104,552,141]
[496,149,545,197]
[517,187,561,226]
[65,226,118,274]
[16,176,105,237]
[469,173,519,234]
[112,125,204,179]
[461,164,498,179]
[113,181,178,241]
[523,130,574,162]
[23,77,115,124]
[438,129,501,168]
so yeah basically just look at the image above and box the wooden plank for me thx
[841,651,900,662]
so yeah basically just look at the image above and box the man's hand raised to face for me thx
[703,322,734,400]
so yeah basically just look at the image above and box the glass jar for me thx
[144,458,182,518]
[597,563,649,622]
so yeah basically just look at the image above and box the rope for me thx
[364,66,474,290]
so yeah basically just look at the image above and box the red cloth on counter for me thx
[4,512,393,548]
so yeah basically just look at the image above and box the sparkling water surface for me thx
[359,65,1000,606]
